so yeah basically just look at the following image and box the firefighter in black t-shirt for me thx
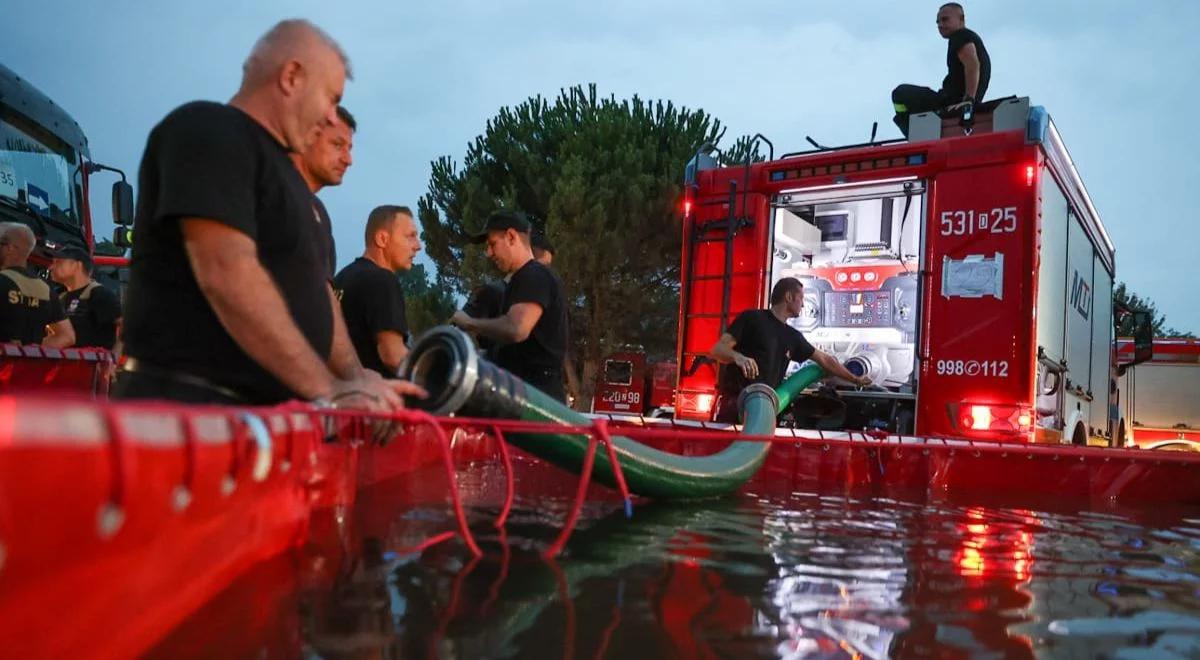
[530,231,582,407]
[708,277,870,424]
[450,211,570,402]
[290,105,356,279]
[0,222,74,348]
[333,205,420,376]
[49,244,122,351]
[461,279,506,358]
[891,2,991,137]
[114,19,421,410]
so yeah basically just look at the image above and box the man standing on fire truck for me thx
[709,277,870,424]
[891,2,991,137]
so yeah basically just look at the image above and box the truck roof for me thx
[687,98,1115,272]
[0,62,90,158]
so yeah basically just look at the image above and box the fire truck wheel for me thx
[1071,423,1087,447]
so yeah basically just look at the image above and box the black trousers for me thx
[891,84,956,137]
[112,368,248,405]
[713,392,739,424]
[516,367,567,404]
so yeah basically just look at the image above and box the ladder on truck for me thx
[676,136,773,399]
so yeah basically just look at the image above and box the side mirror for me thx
[113,226,133,249]
[112,180,134,226]
[1132,310,1154,366]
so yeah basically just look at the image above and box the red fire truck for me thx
[675,97,1153,446]
[590,349,676,417]
[1117,338,1200,451]
[0,63,133,261]
[0,63,132,394]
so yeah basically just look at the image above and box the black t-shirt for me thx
[61,281,121,349]
[942,28,991,101]
[717,309,817,397]
[494,260,567,377]
[463,279,506,356]
[312,195,337,280]
[463,280,505,319]
[333,257,408,376]
[122,101,334,404]
[0,266,66,344]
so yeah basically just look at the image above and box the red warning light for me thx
[968,405,993,431]
[683,197,693,217]
[955,403,1034,435]
[1025,164,1036,187]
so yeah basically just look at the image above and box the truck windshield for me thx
[0,109,79,226]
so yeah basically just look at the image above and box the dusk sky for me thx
[6,0,1197,333]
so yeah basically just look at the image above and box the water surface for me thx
[150,461,1200,659]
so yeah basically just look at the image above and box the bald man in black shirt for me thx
[0,222,74,347]
[116,20,421,409]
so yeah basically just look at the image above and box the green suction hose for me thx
[400,326,826,499]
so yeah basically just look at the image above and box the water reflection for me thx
[150,473,1200,658]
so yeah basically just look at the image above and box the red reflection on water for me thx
[953,507,1035,584]
[649,530,756,659]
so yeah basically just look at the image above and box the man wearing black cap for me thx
[50,244,122,351]
[451,211,569,401]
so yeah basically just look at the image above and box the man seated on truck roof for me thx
[115,19,422,410]
[708,277,869,424]
[891,2,991,137]
[0,222,75,348]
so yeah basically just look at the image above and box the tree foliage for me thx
[398,263,457,338]
[417,84,752,394]
[1114,281,1195,338]
[93,238,125,257]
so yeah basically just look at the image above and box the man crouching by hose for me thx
[708,277,869,424]
[114,19,424,412]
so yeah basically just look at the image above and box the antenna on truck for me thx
[804,136,829,151]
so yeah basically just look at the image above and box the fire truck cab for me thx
[0,62,132,259]
[0,63,131,394]
[676,97,1147,446]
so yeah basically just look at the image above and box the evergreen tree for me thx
[93,238,125,256]
[398,263,457,338]
[418,85,752,399]
[1114,282,1195,338]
